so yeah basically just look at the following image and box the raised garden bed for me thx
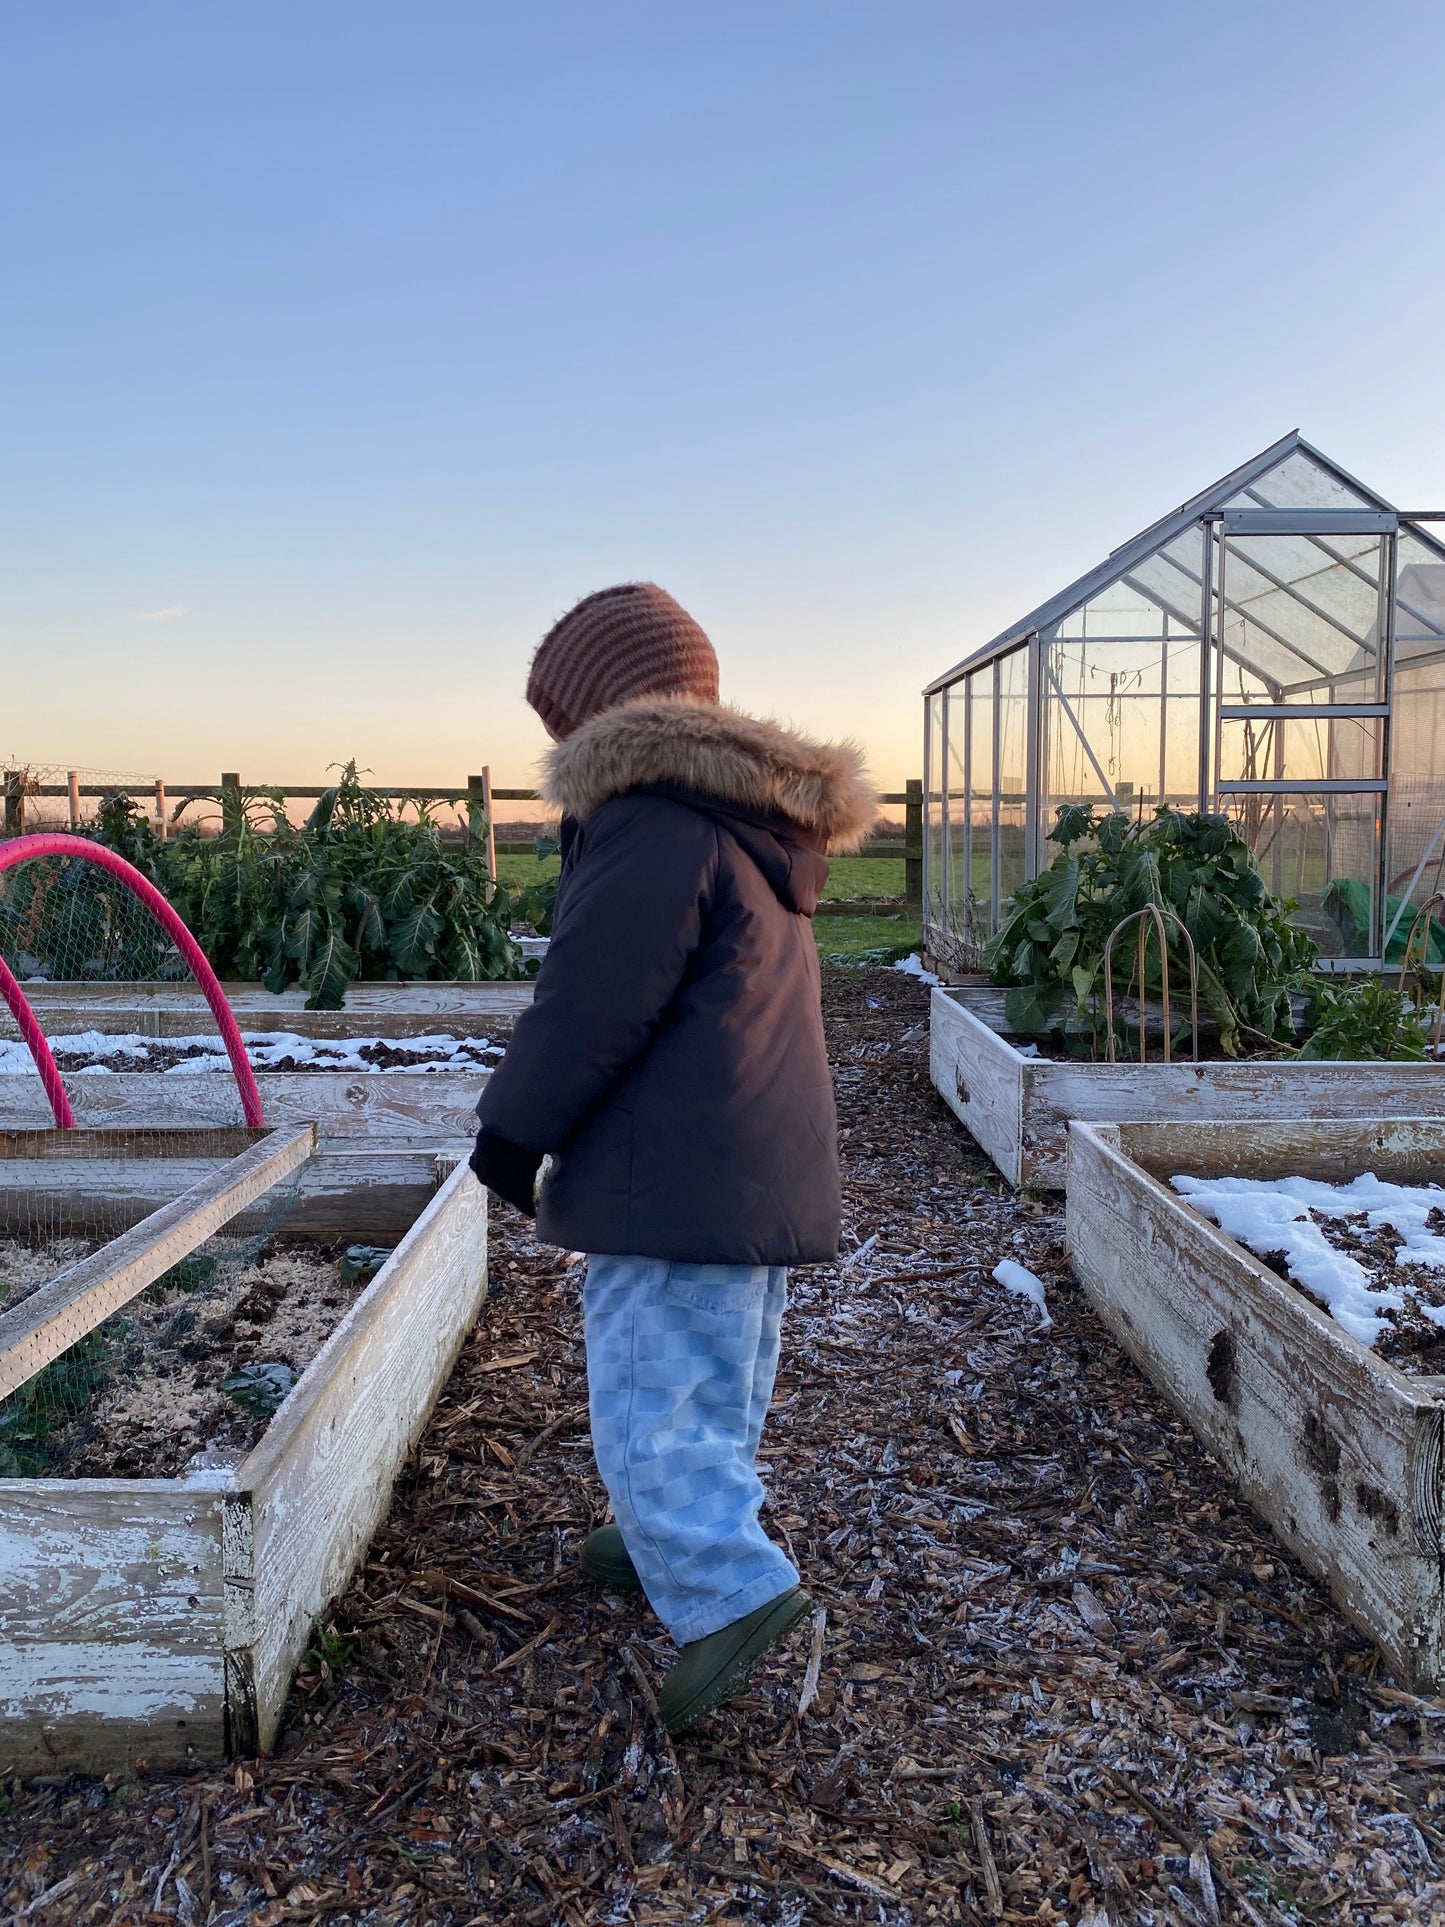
[0,1126,488,1772]
[1066,1114,1445,1690]
[932,980,1445,1188]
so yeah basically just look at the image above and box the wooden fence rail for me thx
[3,772,923,911]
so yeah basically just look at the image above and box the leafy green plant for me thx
[339,1244,392,1286]
[986,805,1318,1058]
[221,1360,297,1417]
[304,1618,355,1681]
[1,763,552,1008]
[1297,977,1430,1061]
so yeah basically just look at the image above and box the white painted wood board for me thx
[0,1160,489,1769]
[0,1068,489,1138]
[227,1160,488,1749]
[0,1483,225,1773]
[932,986,1445,1189]
[1,1145,459,1241]
[1066,1117,1445,1689]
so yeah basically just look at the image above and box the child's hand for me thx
[470,1126,544,1217]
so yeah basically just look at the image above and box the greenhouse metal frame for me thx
[923,431,1445,972]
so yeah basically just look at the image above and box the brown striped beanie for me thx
[526,583,719,741]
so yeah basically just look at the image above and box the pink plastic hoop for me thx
[0,833,265,1128]
[0,950,75,1128]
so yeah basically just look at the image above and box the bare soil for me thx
[2,1240,370,1478]
[1314,1212,1445,1377]
[6,970,1445,1923]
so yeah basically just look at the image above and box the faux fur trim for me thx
[541,696,876,853]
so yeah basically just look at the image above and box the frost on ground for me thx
[0,1029,507,1075]
[1174,1170,1445,1365]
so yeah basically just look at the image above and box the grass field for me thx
[497,851,905,902]
[813,912,922,962]
[496,851,919,964]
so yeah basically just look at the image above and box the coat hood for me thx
[541,696,876,854]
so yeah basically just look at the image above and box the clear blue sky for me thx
[4,1,1444,796]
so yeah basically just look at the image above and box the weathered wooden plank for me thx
[932,986,1445,1189]
[1066,1119,1445,1689]
[1,1148,459,1242]
[929,992,1025,1186]
[0,1126,317,1401]
[0,1482,225,1772]
[0,1126,266,1161]
[227,1162,488,1749]
[2,979,535,1041]
[0,1069,490,1137]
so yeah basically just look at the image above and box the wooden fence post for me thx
[67,771,81,829]
[155,778,168,842]
[481,767,498,884]
[221,772,242,839]
[905,777,923,916]
[3,771,23,839]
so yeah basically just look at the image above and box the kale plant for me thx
[3,764,550,1009]
[985,805,1318,1058]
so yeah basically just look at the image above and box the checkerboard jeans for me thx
[583,1255,799,1645]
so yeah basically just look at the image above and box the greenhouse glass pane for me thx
[997,648,1029,909]
[1217,716,1381,789]
[1395,533,1445,660]
[1387,655,1445,925]
[1219,790,1381,957]
[1042,617,1201,823]
[925,691,945,929]
[944,683,976,941]
[1229,448,1375,513]
[1220,532,1384,699]
[970,669,995,926]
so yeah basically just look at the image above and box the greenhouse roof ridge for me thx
[924,429,1406,694]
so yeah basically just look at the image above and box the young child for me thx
[471,582,872,1733]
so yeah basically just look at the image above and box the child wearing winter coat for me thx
[471,583,872,1732]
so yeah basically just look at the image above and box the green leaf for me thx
[1004,982,1063,1033]
[302,927,360,1011]
[221,1362,297,1418]
[388,901,444,976]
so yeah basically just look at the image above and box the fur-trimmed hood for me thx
[540,696,876,854]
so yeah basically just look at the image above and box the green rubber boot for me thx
[658,1586,811,1735]
[580,1524,642,1592]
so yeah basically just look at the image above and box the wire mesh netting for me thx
[0,841,188,985]
[0,1128,308,1477]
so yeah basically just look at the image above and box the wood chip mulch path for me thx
[7,968,1445,1924]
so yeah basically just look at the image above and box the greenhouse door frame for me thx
[1207,507,1397,970]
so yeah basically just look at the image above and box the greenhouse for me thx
[923,431,1445,971]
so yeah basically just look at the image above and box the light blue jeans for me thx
[582,1255,799,1645]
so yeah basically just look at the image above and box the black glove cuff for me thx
[470,1126,544,1217]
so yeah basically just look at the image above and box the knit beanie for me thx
[526,583,720,741]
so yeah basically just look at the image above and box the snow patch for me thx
[891,954,940,985]
[0,1029,507,1076]
[1172,1171,1445,1349]
[992,1258,1052,1330]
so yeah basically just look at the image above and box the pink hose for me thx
[0,833,265,1128]
[0,950,75,1128]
